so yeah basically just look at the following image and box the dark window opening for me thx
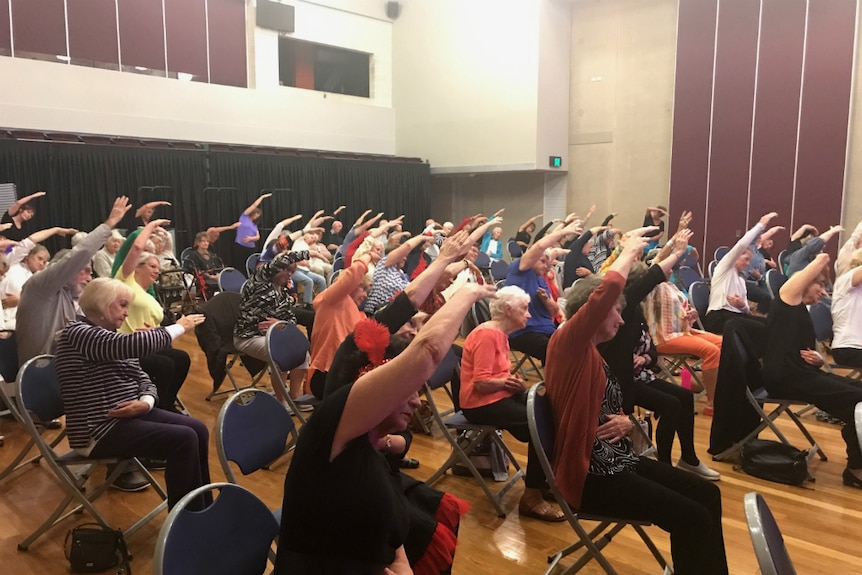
[278,37,370,98]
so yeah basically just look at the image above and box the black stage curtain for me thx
[0,140,207,256]
[208,152,430,270]
[0,141,430,270]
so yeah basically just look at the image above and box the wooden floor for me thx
[2,332,862,574]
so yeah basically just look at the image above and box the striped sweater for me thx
[55,320,170,449]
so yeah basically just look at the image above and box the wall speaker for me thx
[386,1,401,20]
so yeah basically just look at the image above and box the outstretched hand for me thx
[438,230,472,262]
[105,196,132,228]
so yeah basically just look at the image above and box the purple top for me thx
[235,213,258,248]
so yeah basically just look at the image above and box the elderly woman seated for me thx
[830,247,862,368]
[546,231,727,575]
[273,282,494,574]
[460,285,564,522]
[54,278,209,509]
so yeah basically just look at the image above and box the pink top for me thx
[460,324,513,409]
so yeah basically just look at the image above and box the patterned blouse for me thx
[234,251,309,339]
[588,364,639,475]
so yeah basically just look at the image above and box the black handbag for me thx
[64,523,132,574]
[739,438,809,486]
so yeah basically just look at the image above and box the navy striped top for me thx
[55,320,170,449]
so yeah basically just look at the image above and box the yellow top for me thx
[116,268,164,334]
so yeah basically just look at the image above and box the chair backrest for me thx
[507,239,522,259]
[427,348,460,391]
[526,383,557,485]
[266,321,310,372]
[216,390,296,482]
[707,259,718,278]
[808,302,833,343]
[714,246,730,261]
[743,492,797,575]
[474,251,491,269]
[766,268,788,299]
[490,259,509,283]
[332,257,345,273]
[153,482,279,575]
[17,355,63,424]
[777,250,789,275]
[329,268,342,286]
[678,266,703,290]
[180,247,194,265]
[218,267,247,293]
[245,253,261,276]
[201,292,243,350]
[472,298,492,326]
[689,281,710,319]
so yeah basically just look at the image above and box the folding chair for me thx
[218,267,247,293]
[688,281,710,330]
[677,265,704,291]
[245,252,261,276]
[15,355,167,551]
[490,258,509,283]
[511,346,544,381]
[765,269,788,300]
[711,333,827,475]
[809,302,861,379]
[527,384,670,575]
[197,292,268,400]
[714,246,730,261]
[507,239,523,259]
[423,349,525,517]
[153,482,279,575]
[743,492,797,575]
[215,389,298,485]
[265,321,319,425]
[474,251,491,270]
[707,260,718,279]
[777,250,789,275]
[655,354,705,401]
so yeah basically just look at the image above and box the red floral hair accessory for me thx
[353,318,391,370]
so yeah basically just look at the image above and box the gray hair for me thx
[563,276,626,319]
[137,251,158,267]
[489,285,530,319]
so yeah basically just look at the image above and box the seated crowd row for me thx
[4,192,862,575]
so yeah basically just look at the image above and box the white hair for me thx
[489,285,530,319]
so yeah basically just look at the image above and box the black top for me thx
[642,214,665,239]
[762,295,818,387]
[274,384,410,574]
[515,230,531,245]
[186,249,223,274]
[1,212,28,242]
[598,264,667,413]
[562,230,595,289]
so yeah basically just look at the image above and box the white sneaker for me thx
[280,400,294,416]
[676,458,720,481]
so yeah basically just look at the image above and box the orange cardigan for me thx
[544,271,624,508]
[309,260,368,376]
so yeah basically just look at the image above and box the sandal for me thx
[519,499,566,523]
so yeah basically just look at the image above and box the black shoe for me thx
[139,457,167,471]
[399,457,420,469]
[110,470,151,492]
[843,468,862,489]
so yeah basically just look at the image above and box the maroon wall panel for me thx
[668,0,717,252]
[68,0,119,68]
[11,0,66,56]
[208,0,247,88]
[793,0,856,240]
[703,0,760,258]
[117,0,165,71]
[0,1,11,54]
[747,0,805,243]
[166,0,208,80]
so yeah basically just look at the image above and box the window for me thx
[278,37,370,98]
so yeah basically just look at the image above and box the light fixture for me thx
[55,55,70,61]
[177,72,194,81]
[135,66,148,71]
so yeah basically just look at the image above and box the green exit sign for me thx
[549,156,562,168]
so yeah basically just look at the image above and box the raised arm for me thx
[8,191,46,216]
[716,212,776,275]
[790,223,818,242]
[121,219,169,278]
[403,230,473,309]
[519,214,543,232]
[780,252,831,306]
[135,200,170,221]
[384,234,433,269]
[519,220,582,271]
[243,193,272,216]
[263,214,303,247]
[331,282,496,460]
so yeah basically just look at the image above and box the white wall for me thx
[393,0,570,173]
[254,0,393,106]
[0,56,395,153]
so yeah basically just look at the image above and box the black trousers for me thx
[90,408,211,510]
[703,310,766,356]
[745,280,772,314]
[633,378,697,465]
[462,393,545,489]
[579,457,728,575]
[139,347,190,411]
[509,331,550,363]
[832,347,862,368]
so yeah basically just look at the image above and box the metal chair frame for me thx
[265,321,318,425]
[743,492,797,575]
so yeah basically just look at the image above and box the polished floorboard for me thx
[2,332,862,574]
